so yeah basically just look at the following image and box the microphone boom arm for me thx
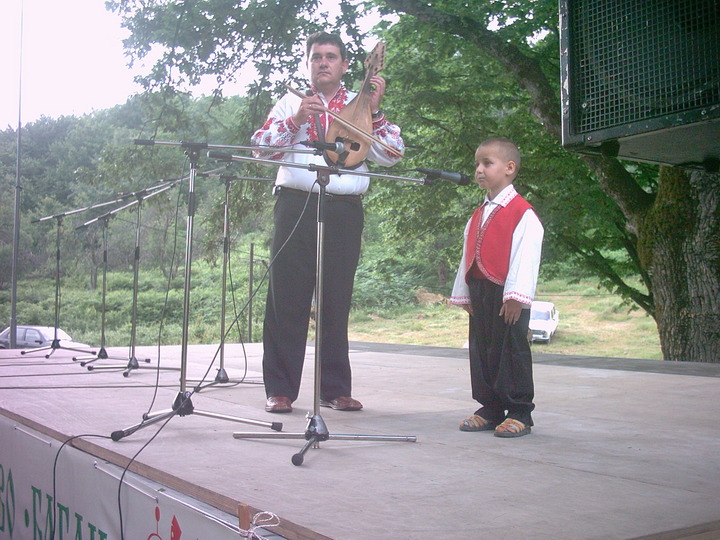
[207,151,429,185]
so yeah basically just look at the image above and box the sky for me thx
[0,0,275,129]
[1,1,384,130]
[1,0,148,128]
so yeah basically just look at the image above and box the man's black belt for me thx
[273,185,363,204]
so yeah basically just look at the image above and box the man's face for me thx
[308,42,349,93]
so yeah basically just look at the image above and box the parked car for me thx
[529,301,559,343]
[0,325,91,350]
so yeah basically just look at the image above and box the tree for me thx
[373,0,719,362]
[105,0,720,362]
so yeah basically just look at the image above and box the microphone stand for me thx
[209,150,425,465]
[21,211,97,358]
[72,214,128,367]
[187,170,275,392]
[74,177,186,373]
[111,141,282,443]
[22,187,178,359]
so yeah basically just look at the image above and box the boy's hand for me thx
[461,303,474,316]
[499,299,524,325]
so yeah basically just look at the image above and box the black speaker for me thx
[560,0,720,170]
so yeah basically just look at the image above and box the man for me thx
[251,31,404,413]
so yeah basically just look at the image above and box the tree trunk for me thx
[639,168,720,361]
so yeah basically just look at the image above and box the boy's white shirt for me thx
[450,184,544,307]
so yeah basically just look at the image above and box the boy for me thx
[450,138,543,438]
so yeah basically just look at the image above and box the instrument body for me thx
[324,42,386,168]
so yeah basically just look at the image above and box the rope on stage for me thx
[238,503,281,539]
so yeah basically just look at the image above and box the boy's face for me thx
[474,143,516,199]
[308,42,349,94]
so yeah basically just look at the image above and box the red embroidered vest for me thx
[465,194,533,285]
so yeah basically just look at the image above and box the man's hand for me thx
[293,94,325,126]
[499,299,524,325]
[368,76,386,113]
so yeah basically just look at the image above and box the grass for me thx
[348,279,663,360]
[2,273,662,360]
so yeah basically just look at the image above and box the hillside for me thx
[347,279,662,360]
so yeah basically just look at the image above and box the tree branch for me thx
[559,234,655,316]
[381,0,561,137]
[381,0,655,235]
[584,156,655,235]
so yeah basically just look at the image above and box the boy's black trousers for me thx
[467,277,535,426]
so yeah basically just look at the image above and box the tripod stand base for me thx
[122,355,153,377]
[111,391,283,441]
[188,367,233,392]
[74,346,126,366]
[21,340,96,359]
[232,413,417,466]
[86,355,159,376]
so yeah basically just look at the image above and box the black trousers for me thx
[468,277,535,426]
[262,188,364,402]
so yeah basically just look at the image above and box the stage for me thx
[1,341,719,539]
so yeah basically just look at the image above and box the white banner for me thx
[0,413,248,539]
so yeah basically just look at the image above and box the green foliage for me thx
[0,245,12,289]
[0,93,276,288]
[368,0,657,314]
[11,0,718,359]
[106,0,369,99]
[0,253,268,346]
[353,255,419,309]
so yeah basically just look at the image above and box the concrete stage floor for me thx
[1,341,719,539]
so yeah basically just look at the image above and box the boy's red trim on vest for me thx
[465,194,533,285]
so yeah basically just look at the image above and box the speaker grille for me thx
[569,0,720,133]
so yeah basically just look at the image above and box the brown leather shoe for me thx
[320,396,363,411]
[265,396,292,413]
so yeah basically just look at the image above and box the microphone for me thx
[207,151,234,161]
[417,167,472,186]
[301,139,361,154]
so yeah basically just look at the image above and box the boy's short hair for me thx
[480,137,522,171]
[306,32,347,61]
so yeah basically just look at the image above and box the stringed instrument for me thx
[324,41,387,168]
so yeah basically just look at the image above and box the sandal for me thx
[494,418,531,438]
[459,414,497,432]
